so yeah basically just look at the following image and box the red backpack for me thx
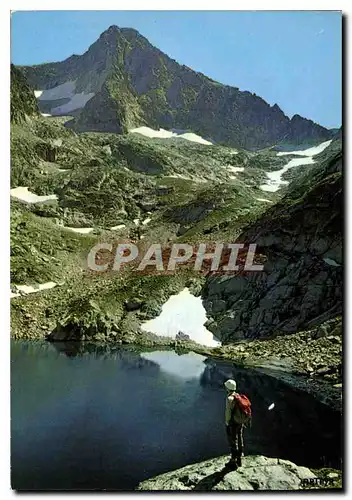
[230,393,252,426]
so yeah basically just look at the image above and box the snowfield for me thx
[227,166,244,173]
[65,227,94,234]
[260,140,333,192]
[141,288,221,347]
[36,81,76,101]
[34,81,95,115]
[255,198,273,203]
[130,126,213,145]
[277,140,333,157]
[10,187,58,204]
[51,92,95,114]
[227,165,245,179]
[11,282,57,299]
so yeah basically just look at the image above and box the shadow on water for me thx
[11,340,342,491]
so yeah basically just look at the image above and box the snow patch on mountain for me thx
[277,140,332,157]
[260,140,333,192]
[37,81,76,101]
[65,227,94,234]
[141,288,220,347]
[51,92,95,114]
[130,126,213,145]
[10,187,57,204]
[11,281,57,299]
[255,198,274,203]
[227,166,245,173]
[34,81,95,115]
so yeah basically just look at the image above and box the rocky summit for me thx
[137,455,321,491]
[20,25,333,150]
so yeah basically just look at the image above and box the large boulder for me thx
[137,455,316,491]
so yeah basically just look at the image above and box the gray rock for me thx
[51,138,63,147]
[211,300,227,314]
[137,455,316,491]
[175,331,190,341]
[201,144,342,343]
[124,300,144,311]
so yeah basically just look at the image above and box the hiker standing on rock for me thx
[224,379,252,469]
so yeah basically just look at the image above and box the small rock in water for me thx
[268,403,275,411]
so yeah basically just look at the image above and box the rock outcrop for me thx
[202,140,342,342]
[20,26,333,150]
[11,64,39,124]
[137,455,317,491]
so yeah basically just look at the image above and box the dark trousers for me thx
[226,423,244,460]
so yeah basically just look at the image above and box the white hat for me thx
[224,379,237,391]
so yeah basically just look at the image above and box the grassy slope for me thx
[11,113,282,342]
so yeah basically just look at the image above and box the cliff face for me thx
[20,26,333,149]
[202,140,342,342]
[11,65,39,123]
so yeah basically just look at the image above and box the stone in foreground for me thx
[137,455,316,491]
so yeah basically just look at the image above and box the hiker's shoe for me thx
[225,459,238,470]
[236,457,242,467]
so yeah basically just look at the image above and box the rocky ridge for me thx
[20,26,333,150]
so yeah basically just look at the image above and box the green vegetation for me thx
[10,204,97,284]
[11,96,282,341]
[310,468,342,490]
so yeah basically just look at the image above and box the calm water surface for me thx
[11,340,342,491]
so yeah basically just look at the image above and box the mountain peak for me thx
[98,25,119,40]
[105,25,119,33]
[20,27,333,149]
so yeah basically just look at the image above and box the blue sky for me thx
[11,10,342,128]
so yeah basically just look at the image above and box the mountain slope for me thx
[11,64,39,123]
[20,26,333,150]
[202,139,342,342]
